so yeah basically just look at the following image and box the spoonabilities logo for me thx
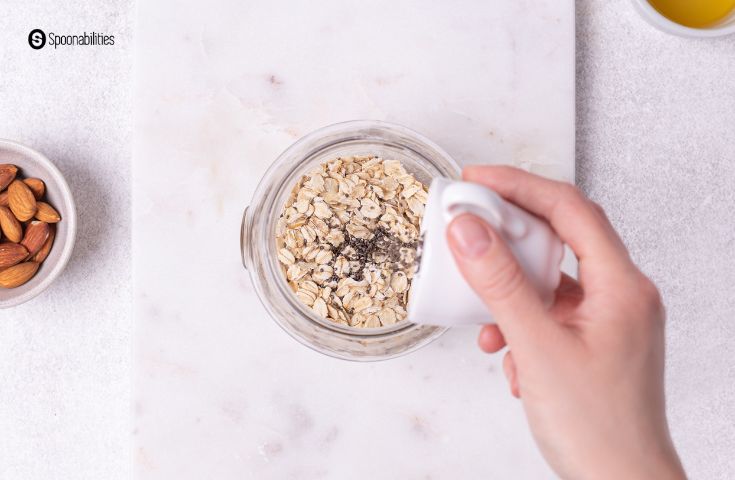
[28,29,46,49]
[27,29,114,49]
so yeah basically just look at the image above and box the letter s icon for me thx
[28,29,46,49]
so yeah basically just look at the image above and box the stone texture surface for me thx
[132,1,572,478]
[0,0,733,479]
[0,1,132,479]
[577,2,735,478]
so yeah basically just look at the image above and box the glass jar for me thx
[241,120,460,361]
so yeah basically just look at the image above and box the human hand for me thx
[447,166,685,480]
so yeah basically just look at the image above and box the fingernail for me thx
[448,215,492,258]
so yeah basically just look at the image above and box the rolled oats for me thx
[275,155,428,328]
[312,297,328,318]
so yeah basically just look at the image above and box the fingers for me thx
[447,214,558,348]
[503,351,520,398]
[463,166,635,282]
[478,327,519,399]
[478,324,506,353]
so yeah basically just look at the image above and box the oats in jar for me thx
[275,155,428,328]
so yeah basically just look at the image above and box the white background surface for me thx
[0,1,132,479]
[1,1,734,479]
[577,2,735,477]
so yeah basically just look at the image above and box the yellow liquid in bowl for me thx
[648,0,735,27]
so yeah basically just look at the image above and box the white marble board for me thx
[133,1,574,478]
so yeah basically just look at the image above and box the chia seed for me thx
[326,227,417,281]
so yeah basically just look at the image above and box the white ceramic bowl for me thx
[632,0,735,37]
[0,140,77,308]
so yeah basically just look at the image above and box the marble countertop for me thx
[1,1,734,479]
[132,1,572,479]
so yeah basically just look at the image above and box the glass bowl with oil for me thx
[633,0,735,37]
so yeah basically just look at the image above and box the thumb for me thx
[447,214,555,347]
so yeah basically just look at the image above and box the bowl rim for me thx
[631,0,735,37]
[0,139,77,308]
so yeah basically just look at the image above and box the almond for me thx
[0,206,22,243]
[21,221,50,257]
[35,202,61,223]
[32,224,55,263]
[0,261,40,288]
[0,243,29,268]
[0,164,18,191]
[0,191,8,207]
[23,178,45,199]
[8,180,37,221]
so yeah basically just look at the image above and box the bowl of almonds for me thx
[0,140,76,308]
[241,121,459,360]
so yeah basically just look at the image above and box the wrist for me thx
[596,448,686,480]
[563,438,686,480]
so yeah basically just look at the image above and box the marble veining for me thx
[133,1,573,478]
